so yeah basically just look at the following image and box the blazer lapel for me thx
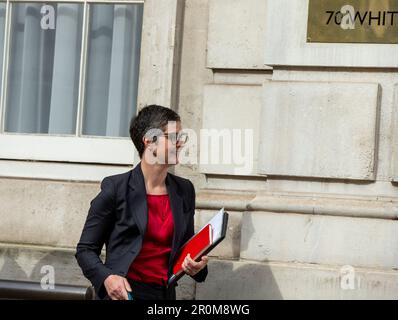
[166,174,184,252]
[166,173,188,281]
[127,162,148,236]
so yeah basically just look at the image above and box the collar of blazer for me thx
[127,162,185,249]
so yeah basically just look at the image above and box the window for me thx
[6,2,83,135]
[0,0,143,168]
[0,2,5,90]
[84,4,142,137]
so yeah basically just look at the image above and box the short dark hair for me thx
[129,104,181,158]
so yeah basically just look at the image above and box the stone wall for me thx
[1,0,397,300]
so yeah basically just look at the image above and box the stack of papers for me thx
[168,208,229,286]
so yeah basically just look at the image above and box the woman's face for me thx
[144,121,184,166]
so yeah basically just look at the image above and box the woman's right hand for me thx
[104,274,132,300]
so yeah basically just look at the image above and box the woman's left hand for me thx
[181,254,209,276]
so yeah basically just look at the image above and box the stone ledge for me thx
[196,260,398,300]
[196,190,398,220]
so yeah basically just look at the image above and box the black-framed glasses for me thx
[162,132,189,145]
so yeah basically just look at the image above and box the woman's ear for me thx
[142,136,150,147]
[142,135,157,146]
[143,136,156,155]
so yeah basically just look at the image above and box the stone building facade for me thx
[1,0,398,299]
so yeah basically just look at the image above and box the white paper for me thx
[198,207,225,243]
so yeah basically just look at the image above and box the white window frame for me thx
[0,0,182,181]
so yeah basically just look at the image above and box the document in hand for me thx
[168,208,229,286]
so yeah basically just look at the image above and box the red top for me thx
[127,194,174,286]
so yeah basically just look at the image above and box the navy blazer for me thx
[75,162,208,299]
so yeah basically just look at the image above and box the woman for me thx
[75,105,208,300]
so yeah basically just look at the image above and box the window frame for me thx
[0,0,146,178]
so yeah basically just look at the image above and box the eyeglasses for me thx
[161,132,189,145]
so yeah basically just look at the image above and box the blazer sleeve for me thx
[75,176,116,299]
[186,180,208,283]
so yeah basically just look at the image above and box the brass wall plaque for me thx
[307,0,398,44]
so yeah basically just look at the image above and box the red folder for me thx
[168,208,229,286]
[171,224,213,279]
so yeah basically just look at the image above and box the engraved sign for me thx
[307,0,398,43]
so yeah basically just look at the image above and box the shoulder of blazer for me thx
[102,170,132,191]
[167,172,195,213]
[167,171,194,194]
[101,165,195,200]
[104,170,132,183]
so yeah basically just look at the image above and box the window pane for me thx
[5,3,83,134]
[0,2,6,91]
[83,3,143,137]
